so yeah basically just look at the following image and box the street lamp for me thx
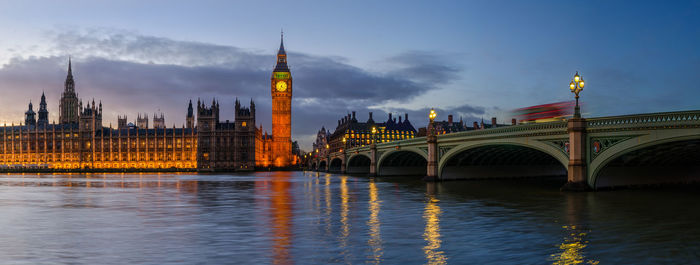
[569,71,585,118]
[371,126,377,144]
[428,108,437,136]
[342,137,347,152]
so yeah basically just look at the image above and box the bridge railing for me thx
[337,121,569,155]
[587,110,700,128]
[437,120,568,140]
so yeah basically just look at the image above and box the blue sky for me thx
[0,0,698,150]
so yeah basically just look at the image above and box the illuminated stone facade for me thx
[0,61,199,170]
[268,33,294,167]
[0,36,299,171]
[329,111,417,153]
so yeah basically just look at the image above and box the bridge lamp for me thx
[371,126,378,144]
[428,108,437,136]
[429,108,437,123]
[569,71,585,118]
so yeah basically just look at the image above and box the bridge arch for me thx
[589,131,700,188]
[377,149,428,176]
[347,153,371,174]
[318,160,328,172]
[329,158,343,173]
[438,140,568,180]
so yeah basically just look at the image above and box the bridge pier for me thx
[340,152,347,174]
[425,133,439,181]
[369,143,377,177]
[562,117,590,191]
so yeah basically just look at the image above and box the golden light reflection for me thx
[551,225,599,265]
[270,173,293,265]
[551,194,598,265]
[324,173,333,238]
[339,175,350,258]
[367,179,383,264]
[423,195,447,265]
[0,173,199,191]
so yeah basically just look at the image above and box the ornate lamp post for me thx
[563,72,589,191]
[428,108,437,136]
[342,137,347,152]
[371,126,378,145]
[426,108,438,181]
[569,72,585,118]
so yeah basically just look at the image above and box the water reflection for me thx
[423,183,447,265]
[367,179,383,264]
[0,173,698,264]
[0,173,199,192]
[338,175,350,261]
[255,172,293,264]
[324,173,332,239]
[551,194,598,265]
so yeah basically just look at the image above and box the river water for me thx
[0,172,698,264]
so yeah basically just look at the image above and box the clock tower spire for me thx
[270,32,293,167]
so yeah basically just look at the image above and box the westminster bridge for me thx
[308,110,700,190]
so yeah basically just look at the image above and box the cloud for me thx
[0,29,470,150]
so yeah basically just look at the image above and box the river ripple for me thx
[0,172,698,264]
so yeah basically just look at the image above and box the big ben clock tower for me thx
[271,33,293,167]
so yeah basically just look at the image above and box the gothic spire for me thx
[187,99,194,117]
[64,57,75,94]
[274,32,290,72]
[278,30,286,55]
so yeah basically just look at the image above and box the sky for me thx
[0,0,698,150]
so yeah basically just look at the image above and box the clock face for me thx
[275,81,288,91]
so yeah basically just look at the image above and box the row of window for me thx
[0,154,196,162]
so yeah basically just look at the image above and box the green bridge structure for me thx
[308,111,700,190]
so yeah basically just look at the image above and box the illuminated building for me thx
[0,60,200,170]
[311,127,331,159]
[0,35,299,171]
[328,111,417,153]
[269,32,294,167]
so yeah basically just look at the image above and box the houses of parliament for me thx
[0,36,297,171]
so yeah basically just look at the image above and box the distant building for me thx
[432,114,468,135]
[328,111,417,153]
[136,113,149,129]
[153,113,165,129]
[24,101,36,126]
[312,126,331,158]
[37,93,49,127]
[117,115,127,129]
[186,100,195,129]
[418,116,513,136]
[58,58,79,125]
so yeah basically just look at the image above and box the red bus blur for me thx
[512,101,575,123]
